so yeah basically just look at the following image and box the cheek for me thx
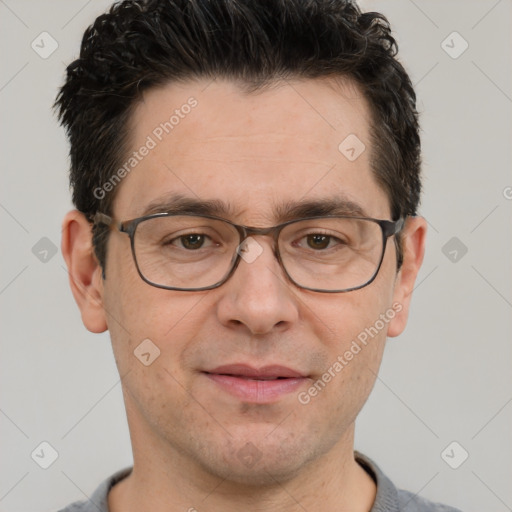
[296,299,389,433]
[296,264,396,408]
[302,277,395,354]
[104,281,214,442]
[105,288,211,374]
[102,235,211,375]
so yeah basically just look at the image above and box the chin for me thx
[192,432,322,487]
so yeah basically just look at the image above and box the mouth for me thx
[202,364,310,403]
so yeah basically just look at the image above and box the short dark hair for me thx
[55,0,421,271]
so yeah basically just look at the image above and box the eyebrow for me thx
[141,193,369,223]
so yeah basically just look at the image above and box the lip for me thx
[202,364,309,403]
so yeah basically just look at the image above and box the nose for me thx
[215,236,299,335]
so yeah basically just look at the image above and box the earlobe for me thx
[387,216,427,338]
[61,210,108,333]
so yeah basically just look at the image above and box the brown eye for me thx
[178,234,206,249]
[306,234,331,250]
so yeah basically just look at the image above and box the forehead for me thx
[113,77,390,222]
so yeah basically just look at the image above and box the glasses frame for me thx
[94,211,405,293]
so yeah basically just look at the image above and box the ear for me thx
[61,210,108,333]
[387,216,427,337]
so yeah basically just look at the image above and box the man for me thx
[55,0,462,510]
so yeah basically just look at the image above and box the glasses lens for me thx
[279,217,384,291]
[133,216,239,289]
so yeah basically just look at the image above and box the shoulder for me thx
[56,499,98,512]
[354,451,464,512]
[55,467,132,512]
[396,489,463,512]
[58,499,99,512]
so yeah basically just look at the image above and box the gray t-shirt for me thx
[57,451,463,511]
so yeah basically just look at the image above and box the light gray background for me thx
[1,1,511,511]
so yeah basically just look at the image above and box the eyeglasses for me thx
[94,212,404,293]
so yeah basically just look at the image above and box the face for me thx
[72,77,424,485]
